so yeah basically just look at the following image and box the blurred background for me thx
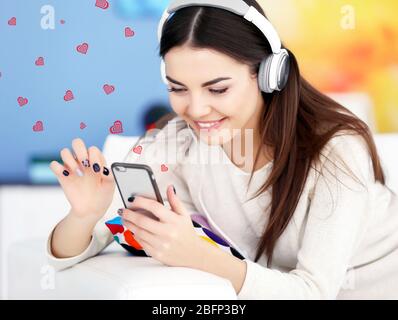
[0,0,397,184]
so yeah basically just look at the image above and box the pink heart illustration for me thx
[161,164,168,172]
[17,96,28,107]
[95,0,109,10]
[109,120,123,134]
[8,17,16,26]
[64,90,74,101]
[125,27,134,38]
[103,84,115,95]
[80,122,87,130]
[35,57,44,66]
[133,145,142,154]
[33,121,43,132]
[76,43,89,54]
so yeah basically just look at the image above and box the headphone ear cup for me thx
[276,50,290,90]
[258,56,273,93]
[259,50,290,93]
[160,59,167,84]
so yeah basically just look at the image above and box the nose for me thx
[185,92,211,119]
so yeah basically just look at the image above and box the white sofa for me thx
[3,133,398,300]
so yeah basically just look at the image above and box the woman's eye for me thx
[167,88,186,93]
[167,88,228,95]
[210,88,228,94]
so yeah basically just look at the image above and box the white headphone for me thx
[157,0,290,93]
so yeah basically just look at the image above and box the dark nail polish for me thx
[128,196,135,203]
[93,163,100,173]
[192,220,201,228]
[103,167,109,176]
[117,208,124,215]
[63,170,69,176]
[173,185,176,195]
[82,159,90,167]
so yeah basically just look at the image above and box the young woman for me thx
[47,0,398,299]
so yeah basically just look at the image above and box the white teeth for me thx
[196,119,224,128]
[198,122,217,127]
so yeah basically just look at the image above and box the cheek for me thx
[225,92,245,114]
[212,89,251,116]
[169,95,186,115]
[223,87,256,117]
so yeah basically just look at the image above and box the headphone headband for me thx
[157,0,282,54]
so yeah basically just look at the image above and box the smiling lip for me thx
[193,117,227,131]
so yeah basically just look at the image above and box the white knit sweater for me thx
[46,116,398,299]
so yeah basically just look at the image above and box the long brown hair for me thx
[158,0,385,266]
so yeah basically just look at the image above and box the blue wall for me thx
[0,0,171,183]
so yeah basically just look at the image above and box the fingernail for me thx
[63,170,69,176]
[128,196,135,203]
[93,163,100,173]
[76,168,84,177]
[117,208,124,216]
[173,185,176,195]
[103,167,109,176]
[82,159,90,168]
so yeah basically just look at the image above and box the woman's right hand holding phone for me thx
[50,138,115,225]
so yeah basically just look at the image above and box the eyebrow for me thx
[166,76,232,87]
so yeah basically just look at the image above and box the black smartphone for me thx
[111,162,164,221]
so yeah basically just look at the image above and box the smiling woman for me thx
[156,0,398,299]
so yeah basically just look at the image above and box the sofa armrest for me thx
[7,238,237,300]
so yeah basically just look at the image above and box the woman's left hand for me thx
[120,185,205,268]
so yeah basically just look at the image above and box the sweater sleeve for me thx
[46,185,123,272]
[237,134,376,299]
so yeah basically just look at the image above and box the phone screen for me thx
[111,163,164,221]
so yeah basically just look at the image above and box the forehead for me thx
[164,46,247,78]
